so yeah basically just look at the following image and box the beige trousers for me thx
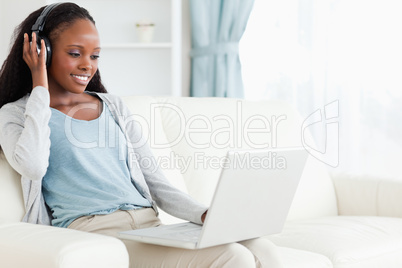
[68,208,284,268]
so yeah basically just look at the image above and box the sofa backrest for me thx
[123,96,338,221]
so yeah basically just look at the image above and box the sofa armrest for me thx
[332,173,402,218]
[0,220,128,268]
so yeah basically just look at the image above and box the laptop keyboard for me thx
[169,229,202,241]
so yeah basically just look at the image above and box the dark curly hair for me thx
[0,2,107,108]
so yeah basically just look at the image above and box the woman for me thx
[0,3,283,267]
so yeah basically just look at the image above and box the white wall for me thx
[0,0,45,65]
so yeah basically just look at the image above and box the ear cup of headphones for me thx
[37,35,52,67]
[31,3,61,67]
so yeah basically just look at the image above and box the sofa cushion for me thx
[0,153,24,221]
[267,216,402,268]
[278,246,333,268]
[0,219,128,268]
[333,173,402,218]
[287,156,338,221]
[121,96,187,192]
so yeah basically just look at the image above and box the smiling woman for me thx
[0,2,283,267]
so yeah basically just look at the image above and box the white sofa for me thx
[1,96,402,267]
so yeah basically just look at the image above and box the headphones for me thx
[31,3,63,67]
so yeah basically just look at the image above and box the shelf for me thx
[55,0,183,97]
[101,43,173,49]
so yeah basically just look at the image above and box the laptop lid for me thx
[197,147,308,248]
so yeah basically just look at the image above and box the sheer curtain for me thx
[240,0,402,178]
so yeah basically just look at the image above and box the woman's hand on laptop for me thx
[201,210,208,223]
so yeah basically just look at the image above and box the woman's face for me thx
[47,19,100,95]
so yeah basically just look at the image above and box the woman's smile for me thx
[71,74,91,85]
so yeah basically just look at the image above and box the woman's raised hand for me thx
[22,32,48,89]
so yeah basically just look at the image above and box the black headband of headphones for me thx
[31,2,63,33]
[30,3,64,67]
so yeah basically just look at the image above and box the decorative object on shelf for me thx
[136,20,155,43]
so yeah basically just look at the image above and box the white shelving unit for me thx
[48,0,182,97]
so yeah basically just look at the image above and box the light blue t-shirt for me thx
[42,101,151,228]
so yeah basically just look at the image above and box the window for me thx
[240,0,402,177]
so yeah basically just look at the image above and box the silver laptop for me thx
[118,147,308,249]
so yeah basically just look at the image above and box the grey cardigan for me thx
[0,86,207,225]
